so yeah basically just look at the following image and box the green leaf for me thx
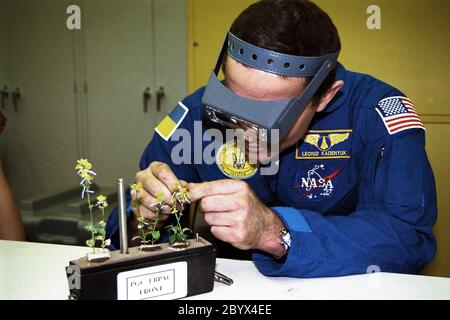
[169,235,176,244]
[85,239,95,248]
[95,235,104,241]
[85,224,96,233]
[177,233,187,243]
[97,228,106,237]
[151,230,160,241]
[182,227,192,234]
[137,222,145,229]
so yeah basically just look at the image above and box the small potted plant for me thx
[130,182,192,250]
[166,183,192,249]
[75,159,111,262]
[130,183,165,252]
[95,195,111,250]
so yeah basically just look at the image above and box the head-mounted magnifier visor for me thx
[202,31,340,142]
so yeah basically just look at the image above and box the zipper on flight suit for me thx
[376,146,385,169]
[372,146,385,204]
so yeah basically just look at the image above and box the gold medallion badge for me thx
[216,141,258,179]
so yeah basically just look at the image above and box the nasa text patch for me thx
[293,163,343,201]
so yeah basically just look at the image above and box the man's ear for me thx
[316,80,345,113]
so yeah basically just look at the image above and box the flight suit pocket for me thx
[372,134,424,207]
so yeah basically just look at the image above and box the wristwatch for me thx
[280,229,291,252]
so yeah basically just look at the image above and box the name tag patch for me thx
[296,129,352,160]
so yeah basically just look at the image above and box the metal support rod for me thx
[118,178,128,254]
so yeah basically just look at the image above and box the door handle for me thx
[1,86,8,109]
[12,87,21,111]
[156,86,165,112]
[143,87,151,113]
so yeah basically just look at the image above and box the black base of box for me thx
[66,237,216,300]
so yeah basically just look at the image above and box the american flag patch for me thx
[375,96,425,135]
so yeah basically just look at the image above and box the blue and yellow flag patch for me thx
[155,102,189,141]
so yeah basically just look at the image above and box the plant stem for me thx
[101,207,106,249]
[86,186,95,253]
[175,211,182,230]
[141,220,146,245]
[134,200,147,246]
[151,207,160,245]
[101,207,105,224]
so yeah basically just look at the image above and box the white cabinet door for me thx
[0,0,8,93]
[153,0,188,122]
[0,0,11,165]
[0,0,188,200]
[2,0,80,201]
[82,0,187,186]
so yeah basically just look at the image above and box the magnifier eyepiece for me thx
[202,31,340,143]
[205,105,268,142]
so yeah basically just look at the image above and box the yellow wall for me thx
[187,0,450,277]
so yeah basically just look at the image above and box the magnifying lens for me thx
[202,31,340,143]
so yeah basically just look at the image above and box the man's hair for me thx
[229,0,341,105]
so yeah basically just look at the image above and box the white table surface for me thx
[0,240,449,300]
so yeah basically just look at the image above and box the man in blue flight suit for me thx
[106,0,437,277]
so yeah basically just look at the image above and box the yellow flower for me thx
[96,195,108,208]
[130,183,143,193]
[171,182,181,191]
[155,191,165,203]
[75,159,92,171]
[137,216,146,223]
[180,188,190,200]
[97,195,107,203]
[79,169,94,182]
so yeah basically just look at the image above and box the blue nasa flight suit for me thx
[106,63,437,278]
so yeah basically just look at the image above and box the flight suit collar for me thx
[322,63,349,114]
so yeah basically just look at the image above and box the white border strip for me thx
[155,102,189,141]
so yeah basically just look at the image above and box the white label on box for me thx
[117,261,187,300]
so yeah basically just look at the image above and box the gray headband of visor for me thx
[226,31,339,77]
[202,31,340,140]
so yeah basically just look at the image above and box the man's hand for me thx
[189,180,286,257]
[131,162,186,232]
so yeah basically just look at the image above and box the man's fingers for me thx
[188,180,246,202]
[150,162,182,191]
[199,194,242,212]
[135,188,155,211]
[210,226,234,244]
[141,176,174,205]
[137,188,171,214]
[133,202,171,222]
[180,180,188,187]
[203,212,234,227]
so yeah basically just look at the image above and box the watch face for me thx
[281,229,291,248]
